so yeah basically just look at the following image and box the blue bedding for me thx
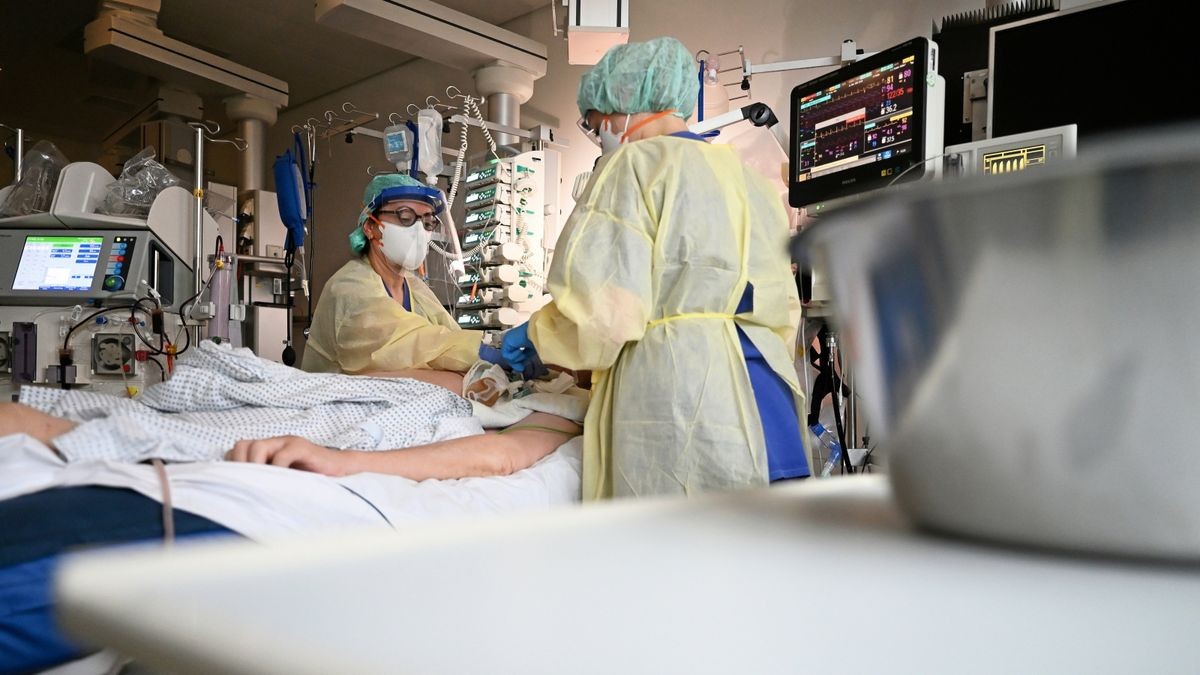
[0,486,237,673]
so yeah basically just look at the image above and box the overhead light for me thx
[567,0,630,65]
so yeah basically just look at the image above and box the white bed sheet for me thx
[0,434,583,541]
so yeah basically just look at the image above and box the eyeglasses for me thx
[576,115,602,147]
[376,206,440,232]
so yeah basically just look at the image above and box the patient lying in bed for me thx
[0,368,580,482]
[0,347,583,674]
[1,340,583,476]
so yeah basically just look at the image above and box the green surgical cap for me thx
[349,173,426,254]
[577,37,699,120]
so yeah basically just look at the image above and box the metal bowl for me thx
[792,124,1200,560]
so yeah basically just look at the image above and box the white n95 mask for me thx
[598,114,630,155]
[378,220,432,270]
[597,110,678,155]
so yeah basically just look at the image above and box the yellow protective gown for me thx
[527,135,803,500]
[302,257,481,373]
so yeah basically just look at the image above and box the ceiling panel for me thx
[158,0,548,107]
[0,0,547,147]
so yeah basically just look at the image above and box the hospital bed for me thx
[49,474,1200,674]
[1,334,589,671]
[0,432,583,674]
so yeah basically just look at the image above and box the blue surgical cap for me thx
[349,173,445,254]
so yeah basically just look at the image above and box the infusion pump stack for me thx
[0,162,226,399]
[453,149,561,344]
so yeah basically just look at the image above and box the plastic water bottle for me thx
[810,423,844,477]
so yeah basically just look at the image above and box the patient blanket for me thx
[19,341,481,463]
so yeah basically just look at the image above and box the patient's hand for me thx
[225,436,350,477]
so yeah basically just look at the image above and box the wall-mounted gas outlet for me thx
[92,333,137,376]
[0,331,10,374]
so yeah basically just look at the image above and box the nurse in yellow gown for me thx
[517,37,809,499]
[303,174,493,374]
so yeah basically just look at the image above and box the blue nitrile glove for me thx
[521,352,550,381]
[500,323,536,373]
[479,344,507,367]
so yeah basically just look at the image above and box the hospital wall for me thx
[267,0,983,361]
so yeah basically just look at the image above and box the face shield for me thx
[427,202,465,274]
[365,182,465,273]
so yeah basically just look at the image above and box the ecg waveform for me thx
[812,111,866,164]
[797,60,918,175]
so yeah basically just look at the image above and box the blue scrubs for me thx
[670,132,810,480]
[382,276,412,312]
[735,288,809,479]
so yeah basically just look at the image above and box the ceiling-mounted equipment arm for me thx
[315,0,548,78]
[689,102,779,135]
[740,39,873,92]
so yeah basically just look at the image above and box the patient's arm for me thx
[363,368,465,393]
[225,412,580,480]
[0,403,76,445]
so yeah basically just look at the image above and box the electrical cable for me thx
[445,94,500,210]
[170,320,192,357]
[175,230,226,327]
[305,159,317,336]
[132,319,169,355]
[117,326,135,395]
[431,220,499,260]
[808,324,851,415]
[886,153,948,188]
[464,95,500,161]
[146,356,166,382]
[446,108,471,209]
[806,328,828,427]
[858,446,875,473]
[177,271,217,331]
[828,336,853,474]
[282,230,297,365]
[63,304,144,352]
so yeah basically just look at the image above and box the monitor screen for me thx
[790,37,938,208]
[988,0,1192,140]
[12,235,104,291]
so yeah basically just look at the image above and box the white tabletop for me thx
[57,476,1200,674]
